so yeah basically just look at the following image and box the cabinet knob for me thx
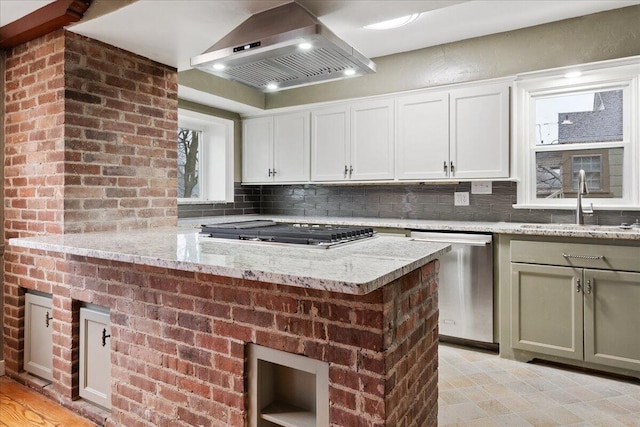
[102,328,111,347]
[576,278,581,293]
[585,279,592,295]
[45,311,52,328]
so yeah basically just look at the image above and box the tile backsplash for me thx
[178,181,639,226]
[177,183,261,218]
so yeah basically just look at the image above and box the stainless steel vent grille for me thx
[224,48,358,89]
[274,48,352,77]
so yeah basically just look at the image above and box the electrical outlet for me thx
[454,192,470,206]
[471,181,492,194]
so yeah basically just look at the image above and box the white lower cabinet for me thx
[24,293,53,381]
[248,344,328,427]
[79,306,111,409]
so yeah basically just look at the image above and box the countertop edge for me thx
[181,215,640,240]
[8,233,451,295]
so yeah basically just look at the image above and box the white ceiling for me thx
[4,0,636,71]
[2,0,639,112]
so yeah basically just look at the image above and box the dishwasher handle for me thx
[410,237,490,246]
[410,232,492,246]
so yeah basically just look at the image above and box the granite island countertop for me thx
[8,227,450,295]
[180,215,640,241]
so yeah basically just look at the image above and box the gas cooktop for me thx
[200,220,375,248]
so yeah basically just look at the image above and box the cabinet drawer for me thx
[511,240,640,272]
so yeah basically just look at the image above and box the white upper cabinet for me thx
[273,112,310,183]
[396,91,449,180]
[311,105,350,181]
[350,99,395,180]
[243,117,273,183]
[449,82,510,179]
[243,113,310,184]
[245,79,510,184]
[396,82,510,180]
[312,101,394,182]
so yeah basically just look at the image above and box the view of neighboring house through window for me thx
[533,89,624,200]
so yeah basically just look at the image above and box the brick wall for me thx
[4,248,438,426]
[3,29,178,417]
[3,29,177,240]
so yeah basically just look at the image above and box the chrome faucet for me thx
[576,169,593,224]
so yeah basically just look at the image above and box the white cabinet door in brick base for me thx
[79,307,111,410]
[24,293,53,381]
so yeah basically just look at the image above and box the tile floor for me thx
[438,344,640,426]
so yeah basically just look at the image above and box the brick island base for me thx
[4,250,439,427]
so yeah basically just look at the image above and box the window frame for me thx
[513,60,640,210]
[177,108,235,204]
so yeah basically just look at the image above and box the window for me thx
[177,109,234,203]
[177,127,201,198]
[514,60,640,209]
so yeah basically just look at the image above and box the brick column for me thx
[3,29,178,404]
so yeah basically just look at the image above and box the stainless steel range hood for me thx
[190,2,376,91]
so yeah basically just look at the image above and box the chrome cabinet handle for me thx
[349,165,353,177]
[45,311,52,328]
[576,278,581,293]
[562,253,605,261]
[102,328,111,347]
[585,279,592,295]
[450,161,455,175]
[344,165,348,178]
[272,169,277,175]
[443,161,448,173]
[268,168,272,177]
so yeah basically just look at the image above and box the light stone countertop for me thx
[8,227,450,295]
[180,215,640,241]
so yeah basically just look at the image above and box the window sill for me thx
[178,199,231,205]
[513,203,640,211]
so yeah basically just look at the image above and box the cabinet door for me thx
[274,112,310,183]
[450,83,510,179]
[243,117,274,183]
[24,293,53,381]
[79,308,111,409]
[350,99,394,180]
[511,263,584,360]
[311,106,349,181]
[396,92,449,180]
[584,269,640,371]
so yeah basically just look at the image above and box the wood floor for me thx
[0,376,96,427]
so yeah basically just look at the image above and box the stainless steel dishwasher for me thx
[411,231,494,344]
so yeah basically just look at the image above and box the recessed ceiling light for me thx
[564,71,582,78]
[364,13,420,30]
[344,69,356,76]
[266,83,279,90]
[212,63,226,70]
[299,42,312,50]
